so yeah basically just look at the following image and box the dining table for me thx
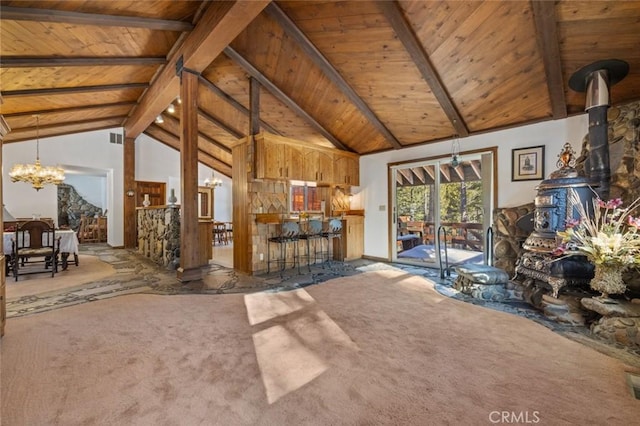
[3,229,80,271]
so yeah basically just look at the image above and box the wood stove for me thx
[516,59,629,303]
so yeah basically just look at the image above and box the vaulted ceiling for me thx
[2,1,640,178]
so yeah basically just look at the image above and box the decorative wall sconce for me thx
[126,189,135,197]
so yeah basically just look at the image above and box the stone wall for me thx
[137,207,180,267]
[57,184,103,230]
[576,100,640,202]
[492,203,535,277]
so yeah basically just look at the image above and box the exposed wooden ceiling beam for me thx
[2,101,137,118]
[378,1,469,137]
[531,0,567,119]
[224,46,350,152]
[398,169,414,185]
[124,1,270,138]
[452,165,465,181]
[439,164,451,182]
[162,114,232,155]
[2,57,166,68]
[2,124,121,144]
[469,160,482,180]
[7,115,128,134]
[423,165,435,181]
[198,132,233,158]
[265,3,402,150]
[1,6,194,31]
[198,76,282,136]
[145,124,232,174]
[198,108,244,139]
[411,167,426,184]
[2,83,148,98]
[146,127,219,171]
[0,115,11,139]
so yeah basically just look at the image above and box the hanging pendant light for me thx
[9,115,65,191]
[450,134,460,167]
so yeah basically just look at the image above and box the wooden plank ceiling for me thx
[2,0,640,179]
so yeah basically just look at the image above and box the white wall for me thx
[3,128,124,246]
[135,133,233,221]
[3,131,234,247]
[64,174,107,211]
[360,114,589,260]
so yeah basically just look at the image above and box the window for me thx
[290,181,321,212]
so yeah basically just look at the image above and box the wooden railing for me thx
[401,221,483,251]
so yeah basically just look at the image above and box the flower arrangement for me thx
[554,188,640,297]
[555,189,640,265]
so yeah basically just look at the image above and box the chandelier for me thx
[9,115,65,191]
[204,173,222,188]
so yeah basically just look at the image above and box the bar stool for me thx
[267,220,301,275]
[298,219,324,271]
[321,218,343,265]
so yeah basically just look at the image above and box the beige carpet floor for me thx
[6,255,116,299]
[2,269,639,425]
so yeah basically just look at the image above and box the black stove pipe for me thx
[588,104,611,200]
[569,60,629,201]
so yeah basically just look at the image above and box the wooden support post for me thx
[0,114,9,337]
[177,69,203,282]
[123,136,137,248]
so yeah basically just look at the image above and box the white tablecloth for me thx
[3,230,79,254]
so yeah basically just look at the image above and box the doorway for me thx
[390,149,496,269]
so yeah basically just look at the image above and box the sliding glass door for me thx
[391,150,495,269]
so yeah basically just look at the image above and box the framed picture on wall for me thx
[512,145,545,181]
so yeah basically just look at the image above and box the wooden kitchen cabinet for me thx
[254,132,359,185]
[333,215,364,261]
[256,137,304,180]
[333,154,360,186]
[303,149,334,183]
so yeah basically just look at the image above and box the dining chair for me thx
[212,221,228,245]
[11,220,60,281]
[78,215,98,243]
